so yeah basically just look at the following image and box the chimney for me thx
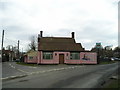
[71,32,75,39]
[40,31,43,37]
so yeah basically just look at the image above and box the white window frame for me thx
[70,52,80,60]
[43,52,53,60]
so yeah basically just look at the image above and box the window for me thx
[29,56,33,60]
[70,52,80,60]
[43,52,53,59]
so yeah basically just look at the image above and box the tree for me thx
[28,36,37,51]
[113,46,120,58]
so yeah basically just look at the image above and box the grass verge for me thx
[16,62,38,66]
[102,79,120,89]
[99,61,116,65]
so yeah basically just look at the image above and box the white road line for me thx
[9,63,16,69]
[9,63,29,74]
[17,69,29,74]
[28,67,37,68]
[7,63,86,77]
[10,65,15,69]
[28,66,85,75]
[1,74,27,80]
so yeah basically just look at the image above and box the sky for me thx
[0,0,119,52]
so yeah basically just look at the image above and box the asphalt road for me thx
[2,62,119,88]
[2,62,87,78]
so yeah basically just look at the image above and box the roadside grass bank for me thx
[101,77,120,89]
[16,62,38,66]
[16,61,117,66]
[99,61,117,65]
[101,67,120,89]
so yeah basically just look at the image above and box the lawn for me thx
[99,61,116,65]
[102,79,120,89]
[16,62,38,66]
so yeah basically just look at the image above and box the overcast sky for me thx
[0,0,119,52]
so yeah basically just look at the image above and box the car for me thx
[15,59,20,62]
[115,58,120,61]
[111,57,115,61]
[111,57,120,61]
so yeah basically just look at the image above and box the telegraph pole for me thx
[1,30,4,62]
[18,40,19,59]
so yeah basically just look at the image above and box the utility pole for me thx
[1,30,4,62]
[18,40,19,59]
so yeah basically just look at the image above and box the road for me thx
[2,62,119,88]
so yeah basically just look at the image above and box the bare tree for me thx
[28,36,37,51]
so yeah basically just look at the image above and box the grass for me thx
[102,79,120,89]
[99,61,116,65]
[106,80,120,88]
[16,62,38,66]
[16,60,117,67]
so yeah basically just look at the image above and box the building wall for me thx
[80,52,97,64]
[37,51,41,64]
[24,55,27,63]
[24,51,38,63]
[39,51,97,64]
[39,51,69,64]
[25,51,97,64]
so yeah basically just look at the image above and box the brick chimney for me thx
[40,31,43,37]
[71,32,75,39]
[38,31,43,42]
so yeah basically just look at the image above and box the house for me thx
[35,31,97,64]
[0,49,13,62]
[24,50,38,63]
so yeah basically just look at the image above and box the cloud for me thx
[0,0,118,51]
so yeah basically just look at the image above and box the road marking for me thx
[7,63,86,78]
[9,63,16,69]
[1,65,86,80]
[11,65,15,69]
[28,67,37,69]
[17,69,29,74]
[9,63,30,74]
[1,74,27,80]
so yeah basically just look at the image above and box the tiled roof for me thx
[38,37,84,51]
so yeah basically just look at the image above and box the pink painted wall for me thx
[64,53,81,64]
[38,51,97,64]
[37,51,41,64]
[65,52,97,64]
[24,56,27,63]
[80,52,97,64]
[25,56,38,63]
[40,52,70,64]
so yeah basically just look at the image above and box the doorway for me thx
[59,54,64,64]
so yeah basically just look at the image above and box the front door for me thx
[59,54,64,64]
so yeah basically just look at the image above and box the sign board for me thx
[80,52,97,61]
[96,43,102,49]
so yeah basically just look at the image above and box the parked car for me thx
[111,57,120,61]
[111,57,115,61]
[15,59,20,62]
